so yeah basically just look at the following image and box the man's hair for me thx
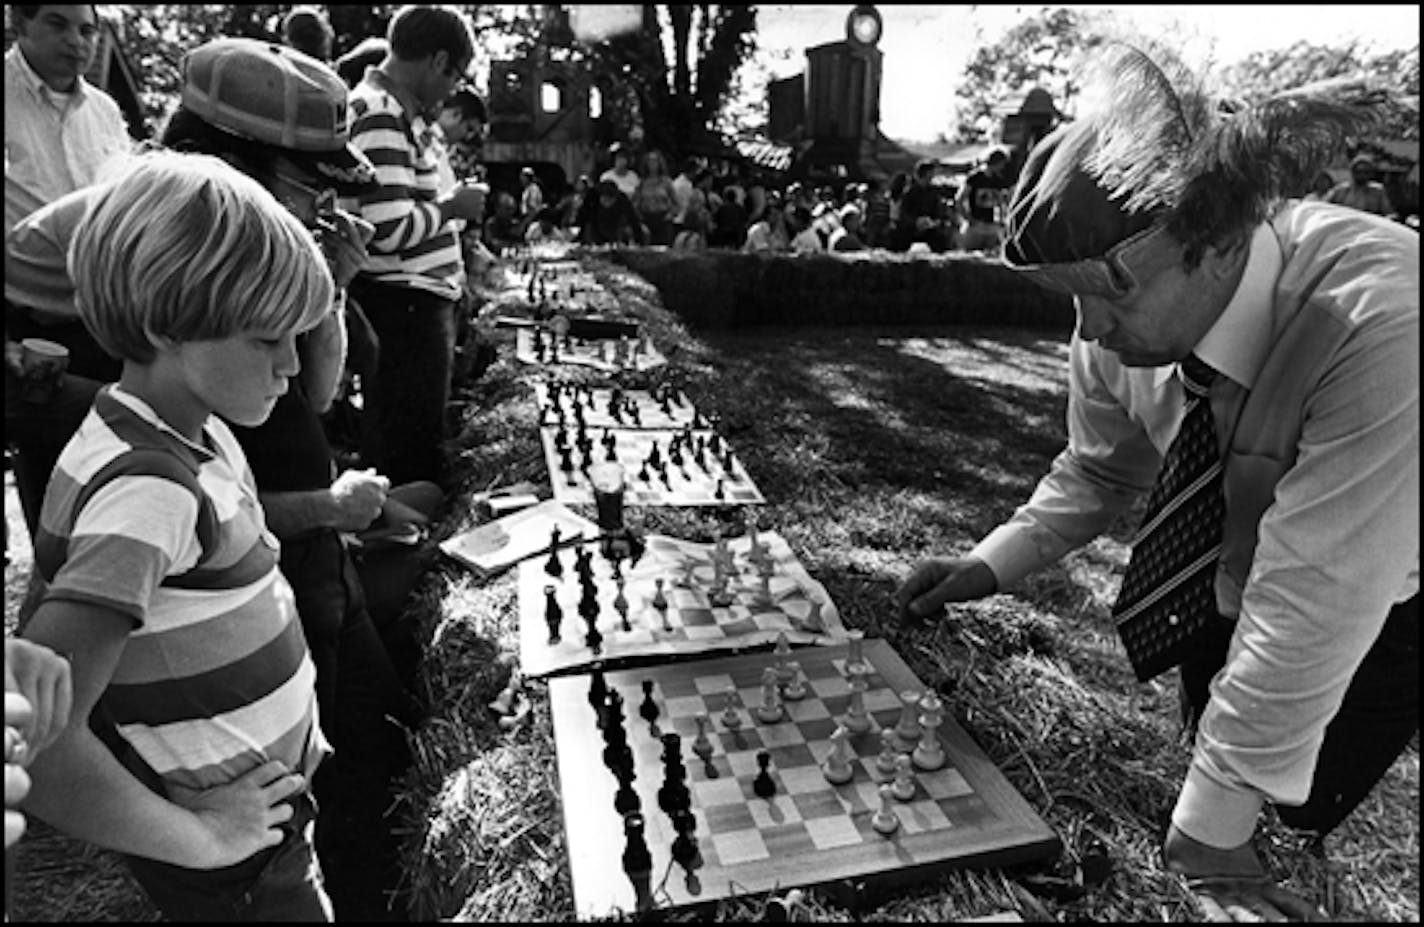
[69,151,333,364]
[282,5,333,59]
[12,5,99,24]
[334,36,388,88]
[386,4,474,69]
[159,106,280,178]
[440,87,486,123]
[914,159,935,179]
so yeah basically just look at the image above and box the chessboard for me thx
[518,530,846,677]
[539,426,765,507]
[534,382,704,431]
[516,326,667,373]
[549,638,1060,919]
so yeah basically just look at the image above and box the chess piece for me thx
[669,808,703,872]
[891,754,917,801]
[639,679,661,734]
[690,712,714,763]
[782,660,807,700]
[651,578,668,612]
[544,527,564,578]
[752,750,777,798]
[821,725,855,785]
[544,585,563,645]
[755,666,785,723]
[773,632,794,684]
[585,610,603,656]
[613,765,641,816]
[720,686,742,731]
[875,728,900,777]
[755,571,774,608]
[621,812,654,911]
[871,784,901,836]
[713,478,725,502]
[895,690,922,748]
[614,577,630,632]
[843,674,871,734]
[588,666,608,726]
[912,692,946,771]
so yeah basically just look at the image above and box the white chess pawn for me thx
[871,784,901,836]
[755,667,785,723]
[911,692,946,771]
[891,754,916,801]
[691,712,714,762]
[842,674,871,734]
[875,728,899,777]
[773,632,794,685]
[821,725,855,785]
[721,686,742,731]
[894,690,922,748]
[782,660,806,700]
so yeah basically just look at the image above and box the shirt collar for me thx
[364,67,425,129]
[6,44,93,107]
[106,384,218,460]
[1189,221,1281,390]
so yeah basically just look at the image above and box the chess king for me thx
[895,37,1417,923]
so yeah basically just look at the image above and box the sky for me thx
[753,4,1422,141]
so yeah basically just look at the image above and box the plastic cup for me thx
[20,338,68,404]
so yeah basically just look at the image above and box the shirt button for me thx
[1167,614,1180,627]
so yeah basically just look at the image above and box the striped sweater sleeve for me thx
[347,94,445,255]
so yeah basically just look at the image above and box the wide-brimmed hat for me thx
[181,37,376,194]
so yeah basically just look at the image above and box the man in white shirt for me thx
[896,41,1417,923]
[5,4,131,237]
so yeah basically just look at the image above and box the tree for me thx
[542,5,759,162]
[1216,41,1420,141]
[952,7,1109,142]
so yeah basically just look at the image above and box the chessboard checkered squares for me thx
[708,828,770,866]
[899,800,954,835]
[783,697,833,724]
[921,768,974,801]
[692,673,737,696]
[746,794,804,829]
[754,722,809,750]
[693,776,748,809]
[803,815,863,850]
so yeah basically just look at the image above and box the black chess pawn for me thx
[544,585,563,644]
[585,611,603,655]
[622,813,654,911]
[752,750,777,798]
[639,679,661,733]
[559,445,575,474]
[637,460,651,483]
[602,723,633,775]
[604,437,618,463]
[588,666,608,724]
[669,809,703,872]
[544,528,564,578]
[613,765,641,816]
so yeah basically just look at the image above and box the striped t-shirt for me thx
[30,385,330,794]
[346,68,464,300]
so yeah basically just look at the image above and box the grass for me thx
[4,246,1418,922]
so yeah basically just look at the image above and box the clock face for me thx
[850,11,880,44]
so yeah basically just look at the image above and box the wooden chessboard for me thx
[518,531,845,678]
[549,639,1060,919]
[539,426,765,507]
[516,326,667,373]
[533,382,703,431]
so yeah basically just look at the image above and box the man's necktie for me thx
[1112,355,1224,682]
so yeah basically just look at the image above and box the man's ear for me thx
[1205,235,1250,282]
[430,49,449,76]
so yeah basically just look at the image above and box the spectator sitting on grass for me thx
[828,203,867,252]
[16,150,335,921]
[742,194,790,253]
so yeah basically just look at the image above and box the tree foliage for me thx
[540,4,759,160]
[952,7,1109,142]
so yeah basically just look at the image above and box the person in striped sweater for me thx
[15,150,337,920]
[343,4,487,487]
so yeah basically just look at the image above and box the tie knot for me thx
[1179,355,1217,396]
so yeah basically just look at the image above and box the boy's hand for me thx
[328,468,390,531]
[318,209,374,290]
[170,760,306,869]
[5,637,73,759]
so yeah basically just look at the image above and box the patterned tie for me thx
[1112,355,1224,682]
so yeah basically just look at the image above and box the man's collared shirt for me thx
[5,45,130,237]
[974,201,1418,848]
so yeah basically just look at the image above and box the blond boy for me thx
[17,150,336,921]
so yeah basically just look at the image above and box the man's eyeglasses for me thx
[1004,222,1174,299]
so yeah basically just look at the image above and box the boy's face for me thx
[161,328,303,428]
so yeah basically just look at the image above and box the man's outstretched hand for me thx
[1163,824,1324,922]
